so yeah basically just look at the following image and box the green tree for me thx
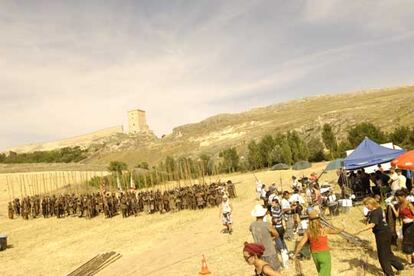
[336,140,352,158]
[138,162,149,170]
[199,153,212,175]
[219,147,240,173]
[108,161,128,174]
[258,135,275,167]
[322,124,338,159]
[347,122,387,148]
[389,126,412,149]
[307,137,325,162]
[165,156,176,179]
[280,140,293,165]
[287,131,309,162]
[270,145,283,164]
[247,140,262,170]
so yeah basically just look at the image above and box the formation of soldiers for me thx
[7,180,237,220]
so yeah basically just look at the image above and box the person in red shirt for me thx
[390,189,414,266]
[294,209,344,276]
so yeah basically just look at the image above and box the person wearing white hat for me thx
[249,204,281,271]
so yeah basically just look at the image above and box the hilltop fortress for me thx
[6,109,153,153]
[127,109,150,134]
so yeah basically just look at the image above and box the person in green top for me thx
[294,209,344,276]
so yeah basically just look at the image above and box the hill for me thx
[86,85,414,166]
[3,85,414,170]
[6,126,125,153]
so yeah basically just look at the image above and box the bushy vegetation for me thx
[91,122,414,190]
[0,146,88,164]
[158,122,414,177]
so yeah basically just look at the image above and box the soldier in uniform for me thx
[8,202,14,219]
[196,191,205,209]
[227,180,236,198]
[22,197,29,220]
[149,192,155,214]
[162,191,170,213]
[13,198,21,216]
[175,190,182,211]
[120,194,127,218]
[9,178,238,221]
[41,197,48,218]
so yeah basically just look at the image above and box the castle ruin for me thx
[128,109,150,134]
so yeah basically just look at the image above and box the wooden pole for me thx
[70,171,77,194]
[185,159,191,186]
[6,175,12,202]
[18,174,23,198]
[21,174,27,196]
[62,171,67,193]
[23,174,29,196]
[33,174,37,195]
[179,162,184,187]
[149,170,154,188]
[143,172,148,188]
[54,171,59,191]
[35,173,40,195]
[34,173,39,195]
[201,162,205,185]
[8,175,15,199]
[42,173,48,194]
[31,173,36,195]
[79,171,85,193]
[29,174,34,195]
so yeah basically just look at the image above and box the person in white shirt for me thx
[219,195,233,234]
[268,191,281,206]
[327,191,338,216]
[289,188,304,233]
[256,180,263,200]
[281,191,294,240]
[261,185,267,200]
[291,176,301,191]
[397,169,407,189]
[289,189,305,205]
[389,168,400,194]
[305,184,314,205]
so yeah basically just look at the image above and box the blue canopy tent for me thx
[344,138,405,170]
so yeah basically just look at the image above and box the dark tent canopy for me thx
[325,158,344,171]
[293,160,312,170]
[344,137,404,170]
[271,163,290,170]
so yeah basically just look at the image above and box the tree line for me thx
[98,122,414,190]
[0,147,88,164]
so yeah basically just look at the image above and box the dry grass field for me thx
[0,162,412,276]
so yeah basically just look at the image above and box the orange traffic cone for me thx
[199,255,211,275]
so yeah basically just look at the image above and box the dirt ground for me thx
[0,162,412,276]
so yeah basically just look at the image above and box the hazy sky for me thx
[1,1,414,150]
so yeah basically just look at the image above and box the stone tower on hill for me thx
[128,109,150,134]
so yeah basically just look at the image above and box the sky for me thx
[1,0,414,150]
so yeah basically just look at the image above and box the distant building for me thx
[128,109,150,134]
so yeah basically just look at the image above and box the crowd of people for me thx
[7,181,237,220]
[338,166,413,199]
[243,167,414,276]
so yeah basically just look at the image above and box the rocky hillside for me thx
[6,126,126,153]
[86,85,414,166]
